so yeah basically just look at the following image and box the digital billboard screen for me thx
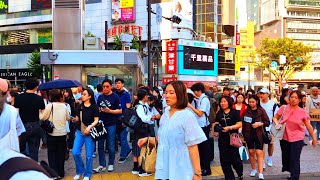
[0,0,9,14]
[31,0,52,10]
[183,46,215,70]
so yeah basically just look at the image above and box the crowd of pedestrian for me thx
[0,77,319,180]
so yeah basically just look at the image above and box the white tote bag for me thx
[0,109,20,152]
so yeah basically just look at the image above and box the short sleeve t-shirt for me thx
[197,94,210,127]
[216,109,241,144]
[14,93,45,123]
[97,93,122,127]
[115,90,131,112]
[260,100,279,131]
[277,105,309,142]
[75,104,99,130]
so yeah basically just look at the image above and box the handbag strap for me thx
[80,105,84,127]
[49,104,54,124]
[279,105,287,123]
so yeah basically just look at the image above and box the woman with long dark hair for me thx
[213,96,243,180]
[64,88,76,159]
[242,95,270,180]
[71,88,99,180]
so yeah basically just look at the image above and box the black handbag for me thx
[121,104,149,135]
[262,126,272,144]
[41,104,54,134]
[89,120,107,141]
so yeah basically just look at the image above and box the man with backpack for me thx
[259,88,279,168]
[114,78,132,164]
[188,82,211,176]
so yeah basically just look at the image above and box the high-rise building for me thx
[0,0,52,85]
[254,0,320,88]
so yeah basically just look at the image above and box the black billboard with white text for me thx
[183,46,215,70]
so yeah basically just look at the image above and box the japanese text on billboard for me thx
[112,0,135,24]
[166,41,177,74]
[184,46,215,70]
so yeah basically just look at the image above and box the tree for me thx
[27,49,50,81]
[255,37,313,90]
[112,34,140,51]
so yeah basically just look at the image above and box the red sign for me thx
[236,33,240,45]
[166,40,177,74]
[162,77,178,84]
[107,25,142,38]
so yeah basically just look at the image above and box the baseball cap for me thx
[259,88,270,94]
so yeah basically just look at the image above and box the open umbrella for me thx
[38,79,82,90]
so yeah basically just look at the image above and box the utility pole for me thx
[105,21,108,50]
[147,0,152,86]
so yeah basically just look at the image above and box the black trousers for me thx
[280,140,304,180]
[19,122,41,162]
[47,134,67,177]
[198,126,211,171]
[219,141,243,180]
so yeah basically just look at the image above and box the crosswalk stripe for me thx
[63,166,223,180]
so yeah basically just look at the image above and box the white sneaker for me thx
[267,157,273,167]
[93,166,106,173]
[73,174,82,180]
[138,172,152,177]
[83,177,90,180]
[258,173,264,180]
[108,165,114,172]
[250,169,257,177]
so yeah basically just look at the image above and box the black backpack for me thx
[121,104,149,134]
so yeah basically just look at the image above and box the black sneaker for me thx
[118,157,126,164]
[138,169,152,177]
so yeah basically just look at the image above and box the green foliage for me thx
[131,36,140,50]
[85,31,96,37]
[27,49,50,80]
[112,35,123,50]
[255,37,313,89]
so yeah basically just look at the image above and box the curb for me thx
[203,172,320,180]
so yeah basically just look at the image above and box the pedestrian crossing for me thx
[62,166,224,180]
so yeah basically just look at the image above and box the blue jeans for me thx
[98,125,116,166]
[72,130,94,177]
[120,127,131,158]
[310,122,320,140]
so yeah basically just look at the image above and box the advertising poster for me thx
[31,0,52,10]
[172,0,193,30]
[183,46,214,71]
[112,0,135,24]
[0,0,8,14]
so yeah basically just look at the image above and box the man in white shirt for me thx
[306,86,320,143]
[188,82,211,176]
[259,88,279,168]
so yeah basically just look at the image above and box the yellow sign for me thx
[240,28,247,45]
[236,46,241,71]
[120,0,134,8]
[247,21,254,46]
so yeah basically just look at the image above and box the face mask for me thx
[6,96,11,103]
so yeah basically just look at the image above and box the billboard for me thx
[178,43,218,76]
[172,0,193,29]
[166,40,178,74]
[111,0,135,24]
[0,0,8,14]
[31,0,52,10]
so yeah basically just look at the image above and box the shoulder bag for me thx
[40,104,54,134]
[138,137,157,173]
[223,113,242,148]
[262,126,272,144]
[270,105,287,140]
[80,106,107,141]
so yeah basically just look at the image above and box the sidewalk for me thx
[37,137,320,179]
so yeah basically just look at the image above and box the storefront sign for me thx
[0,69,34,80]
[236,33,240,45]
[107,25,142,38]
[112,0,135,24]
[0,0,8,14]
[31,0,52,10]
[166,40,177,74]
[162,77,177,84]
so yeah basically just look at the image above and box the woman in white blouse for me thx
[40,89,70,178]
[138,80,207,180]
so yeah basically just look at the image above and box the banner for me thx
[112,0,135,24]
[166,40,177,74]
[0,0,8,14]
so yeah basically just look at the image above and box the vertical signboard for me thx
[166,40,177,74]
[0,0,8,14]
[112,0,135,24]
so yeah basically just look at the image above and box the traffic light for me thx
[171,15,181,24]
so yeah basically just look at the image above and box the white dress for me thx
[155,107,207,180]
